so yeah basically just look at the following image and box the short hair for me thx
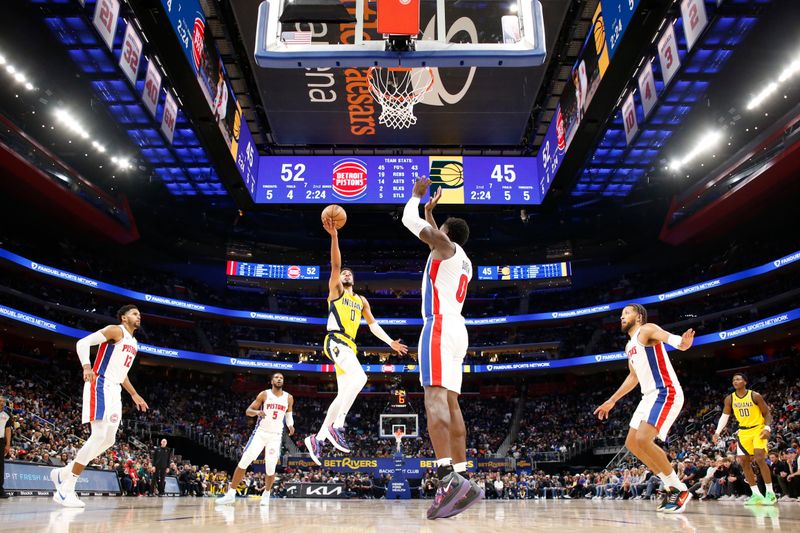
[443,217,469,246]
[340,267,354,276]
[271,372,284,380]
[732,372,748,382]
[117,304,138,321]
[625,303,648,324]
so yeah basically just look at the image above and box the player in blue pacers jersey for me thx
[402,178,483,520]
[594,304,695,514]
[50,304,149,508]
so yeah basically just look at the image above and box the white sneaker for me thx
[53,490,85,508]
[215,490,236,506]
[260,492,270,506]
[49,467,65,493]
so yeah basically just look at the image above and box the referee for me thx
[0,395,12,499]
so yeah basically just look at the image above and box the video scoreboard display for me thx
[478,262,572,281]
[253,156,543,205]
[226,261,320,280]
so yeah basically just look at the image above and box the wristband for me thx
[666,334,682,349]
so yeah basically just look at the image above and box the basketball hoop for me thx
[367,67,434,129]
[393,427,405,452]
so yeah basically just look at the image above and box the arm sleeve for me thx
[715,413,730,435]
[76,330,108,366]
[368,321,395,347]
[402,197,432,237]
[285,412,294,427]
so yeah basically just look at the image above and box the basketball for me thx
[321,204,347,229]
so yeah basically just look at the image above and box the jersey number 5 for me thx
[272,411,278,420]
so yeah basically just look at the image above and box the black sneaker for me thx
[440,478,484,518]
[426,472,472,520]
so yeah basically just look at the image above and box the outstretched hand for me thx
[677,328,695,351]
[412,177,431,199]
[391,339,408,355]
[322,216,338,237]
[593,399,616,420]
[425,187,442,213]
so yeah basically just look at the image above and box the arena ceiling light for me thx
[746,55,800,110]
[53,108,90,139]
[669,131,722,172]
[0,50,35,91]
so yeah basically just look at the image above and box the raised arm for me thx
[323,217,344,300]
[637,323,695,351]
[402,177,454,257]
[361,297,408,355]
[594,361,639,420]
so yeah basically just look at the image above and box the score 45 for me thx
[490,164,517,183]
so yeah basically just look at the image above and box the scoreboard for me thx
[478,262,572,281]
[253,156,543,204]
[226,261,320,280]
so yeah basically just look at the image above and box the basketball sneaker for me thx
[327,426,351,453]
[49,467,64,494]
[215,489,237,506]
[656,490,669,512]
[762,492,777,506]
[52,488,85,508]
[745,493,765,506]
[304,435,322,466]
[439,478,484,518]
[260,491,271,506]
[662,488,692,514]
[426,472,472,520]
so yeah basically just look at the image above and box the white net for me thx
[367,67,434,129]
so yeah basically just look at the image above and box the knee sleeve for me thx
[75,421,117,464]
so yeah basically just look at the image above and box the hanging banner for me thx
[657,23,681,87]
[637,59,658,119]
[93,0,121,51]
[161,91,178,144]
[119,21,143,85]
[681,0,709,52]
[622,92,638,145]
[142,59,163,118]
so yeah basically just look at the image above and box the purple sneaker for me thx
[439,479,484,518]
[304,435,322,466]
[426,472,472,520]
[327,426,351,453]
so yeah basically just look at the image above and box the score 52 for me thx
[490,164,516,183]
[281,163,306,181]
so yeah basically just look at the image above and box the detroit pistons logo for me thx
[556,108,566,152]
[332,159,368,201]
[192,17,205,70]
[110,413,120,423]
[287,265,301,279]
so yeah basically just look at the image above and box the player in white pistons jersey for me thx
[402,178,482,520]
[595,304,695,514]
[50,305,149,508]
[217,373,294,506]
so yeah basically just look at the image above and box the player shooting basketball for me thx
[304,209,408,464]
[402,178,483,520]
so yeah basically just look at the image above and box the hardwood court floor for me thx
[0,496,797,532]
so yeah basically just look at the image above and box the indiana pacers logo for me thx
[429,158,465,204]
